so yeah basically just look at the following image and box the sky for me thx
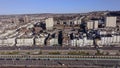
[0,0,120,15]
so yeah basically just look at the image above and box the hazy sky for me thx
[0,0,120,14]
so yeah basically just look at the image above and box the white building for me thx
[71,37,93,47]
[94,21,98,29]
[0,38,16,47]
[112,35,120,45]
[24,15,29,23]
[87,21,94,29]
[96,35,120,46]
[50,38,58,46]
[87,20,98,29]
[74,20,78,25]
[45,18,54,30]
[99,31,107,35]
[77,18,82,24]
[7,38,16,46]
[27,24,34,29]
[35,38,45,46]
[16,38,34,46]
[12,17,19,24]
[83,37,93,46]
[74,18,82,25]
[76,39,83,47]
[71,39,77,47]
[105,17,116,27]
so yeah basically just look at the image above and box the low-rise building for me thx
[45,18,54,30]
[105,17,116,28]
[35,37,45,46]
[50,38,58,46]
[71,37,93,47]
[87,20,99,30]
[96,35,120,46]
[16,38,34,46]
[0,38,16,46]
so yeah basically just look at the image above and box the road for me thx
[0,46,120,50]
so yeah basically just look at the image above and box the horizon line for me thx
[0,10,119,16]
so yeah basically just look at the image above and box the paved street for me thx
[0,46,120,50]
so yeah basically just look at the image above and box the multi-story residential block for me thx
[0,38,16,46]
[87,21,94,29]
[94,20,98,29]
[35,38,45,46]
[50,38,58,46]
[87,20,98,29]
[105,17,116,27]
[45,18,54,30]
[16,38,34,46]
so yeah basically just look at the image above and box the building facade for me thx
[45,18,54,30]
[105,17,116,27]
